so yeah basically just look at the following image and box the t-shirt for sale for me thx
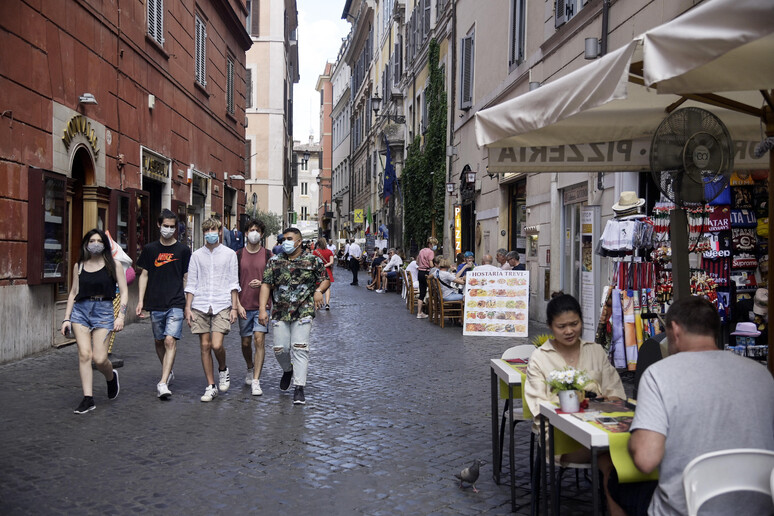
[237,247,272,311]
[137,240,191,311]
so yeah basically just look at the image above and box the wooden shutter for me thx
[195,16,207,86]
[555,0,566,27]
[245,68,253,109]
[460,34,473,108]
[251,0,260,36]
[510,0,525,65]
[227,57,234,114]
[423,0,431,39]
[245,139,252,179]
[148,0,164,45]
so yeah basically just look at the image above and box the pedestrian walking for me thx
[61,229,128,414]
[136,209,191,400]
[313,237,335,309]
[235,218,272,396]
[258,228,330,405]
[184,218,240,402]
[348,239,362,285]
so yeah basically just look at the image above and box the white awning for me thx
[474,0,774,171]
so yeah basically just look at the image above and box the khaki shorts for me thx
[191,307,232,335]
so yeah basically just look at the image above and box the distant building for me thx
[315,63,334,241]
[291,139,322,239]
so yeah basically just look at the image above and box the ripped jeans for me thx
[271,317,313,386]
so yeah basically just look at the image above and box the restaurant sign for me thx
[142,151,170,181]
[62,115,100,157]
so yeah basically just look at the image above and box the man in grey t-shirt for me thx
[628,296,774,516]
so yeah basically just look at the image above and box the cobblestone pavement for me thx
[0,270,602,515]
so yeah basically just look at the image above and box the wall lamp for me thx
[529,81,541,91]
[371,93,406,124]
[446,182,455,194]
[78,93,98,105]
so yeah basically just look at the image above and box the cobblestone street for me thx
[0,270,597,515]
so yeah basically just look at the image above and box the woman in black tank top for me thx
[61,229,129,414]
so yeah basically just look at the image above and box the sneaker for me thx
[157,382,172,400]
[167,370,175,386]
[201,384,218,402]
[375,289,385,293]
[74,396,95,414]
[245,368,254,386]
[251,379,263,396]
[218,368,230,392]
[107,370,120,400]
[280,367,293,391]
[417,313,429,319]
[293,386,306,405]
[325,304,330,310]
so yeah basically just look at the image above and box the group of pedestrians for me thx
[62,209,330,413]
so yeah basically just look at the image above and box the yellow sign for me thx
[61,115,100,157]
[354,209,364,223]
[142,152,170,181]
[454,205,462,254]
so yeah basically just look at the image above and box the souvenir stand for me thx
[596,176,770,368]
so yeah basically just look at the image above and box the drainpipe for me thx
[600,0,610,56]
[550,173,561,297]
[448,0,457,254]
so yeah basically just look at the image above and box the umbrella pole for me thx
[767,104,773,377]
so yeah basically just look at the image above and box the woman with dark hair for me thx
[524,293,626,515]
[313,237,335,310]
[61,229,128,414]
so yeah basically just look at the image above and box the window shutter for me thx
[245,139,252,179]
[555,0,566,28]
[251,0,260,36]
[246,68,253,109]
[227,57,234,114]
[511,0,525,66]
[195,16,207,86]
[460,34,473,108]
[423,0,431,39]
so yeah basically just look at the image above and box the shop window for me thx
[28,169,68,285]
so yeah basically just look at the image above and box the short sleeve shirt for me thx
[137,240,191,310]
[262,251,325,322]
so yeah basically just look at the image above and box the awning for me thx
[475,0,774,172]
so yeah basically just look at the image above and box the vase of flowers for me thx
[546,366,590,413]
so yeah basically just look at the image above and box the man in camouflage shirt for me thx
[259,227,330,405]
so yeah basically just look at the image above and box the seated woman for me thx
[435,258,466,301]
[524,294,627,516]
[367,248,387,290]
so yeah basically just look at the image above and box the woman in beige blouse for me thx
[525,293,627,516]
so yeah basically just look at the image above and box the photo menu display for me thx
[463,270,530,337]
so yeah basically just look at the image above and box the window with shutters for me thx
[423,0,431,39]
[460,32,474,109]
[421,91,427,133]
[245,139,252,179]
[148,0,164,46]
[301,206,308,221]
[195,15,207,87]
[226,56,235,115]
[245,68,253,109]
[509,0,526,68]
[247,0,260,36]
[301,182,308,196]
[555,0,584,28]
[393,37,402,86]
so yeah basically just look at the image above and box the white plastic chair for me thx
[682,448,774,516]
[770,469,774,506]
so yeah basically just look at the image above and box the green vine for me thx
[402,39,448,251]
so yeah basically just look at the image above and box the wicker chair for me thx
[429,275,464,328]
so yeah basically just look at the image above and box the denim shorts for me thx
[71,299,115,331]
[386,270,398,278]
[150,308,184,340]
[238,309,269,337]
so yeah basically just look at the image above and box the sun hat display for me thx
[753,288,768,316]
[730,321,761,337]
[612,191,646,213]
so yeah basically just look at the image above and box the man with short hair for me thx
[628,296,774,516]
[258,227,330,405]
[376,248,403,293]
[496,248,510,270]
[136,209,192,400]
[185,217,240,402]
[348,239,362,285]
[235,218,272,396]
[506,251,525,271]
[474,254,501,272]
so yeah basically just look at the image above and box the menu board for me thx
[463,270,530,337]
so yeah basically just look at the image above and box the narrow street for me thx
[0,270,596,515]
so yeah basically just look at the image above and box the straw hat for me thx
[612,191,645,213]
[730,321,761,337]
[753,288,768,316]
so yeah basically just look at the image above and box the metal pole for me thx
[670,208,691,301]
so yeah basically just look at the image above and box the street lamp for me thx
[371,92,406,124]
[466,169,477,184]
[446,182,455,194]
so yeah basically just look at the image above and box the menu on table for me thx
[463,270,530,337]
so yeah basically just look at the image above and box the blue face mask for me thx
[282,239,297,254]
[432,245,438,251]
[205,231,219,244]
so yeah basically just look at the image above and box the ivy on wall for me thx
[402,39,448,251]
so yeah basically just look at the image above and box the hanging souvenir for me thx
[730,209,757,228]
[707,205,731,232]
[731,186,754,208]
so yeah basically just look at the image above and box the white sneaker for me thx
[201,385,218,402]
[157,382,172,400]
[245,368,254,386]
[417,313,429,319]
[167,370,175,386]
[218,368,230,392]
[251,379,263,396]
[376,289,385,293]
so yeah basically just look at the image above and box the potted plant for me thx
[546,366,590,413]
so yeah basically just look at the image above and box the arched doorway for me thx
[67,146,95,289]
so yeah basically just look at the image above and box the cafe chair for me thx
[632,336,664,399]
[682,448,774,516]
[497,345,535,480]
[429,276,463,328]
[427,276,439,324]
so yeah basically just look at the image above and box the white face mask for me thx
[247,231,261,245]
[160,226,175,239]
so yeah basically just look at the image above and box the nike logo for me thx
[155,253,178,267]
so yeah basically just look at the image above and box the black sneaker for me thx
[293,386,306,405]
[107,370,120,400]
[280,368,293,391]
[74,396,95,414]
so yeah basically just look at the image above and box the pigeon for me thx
[455,458,485,493]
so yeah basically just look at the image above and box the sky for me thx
[293,0,351,143]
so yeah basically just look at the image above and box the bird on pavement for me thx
[455,458,485,493]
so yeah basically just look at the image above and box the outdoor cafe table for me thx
[537,400,658,516]
[489,358,531,513]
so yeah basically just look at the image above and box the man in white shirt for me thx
[473,254,501,272]
[184,217,240,402]
[348,240,362,285]
[327,241,336,255]
[376,248,403,293]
